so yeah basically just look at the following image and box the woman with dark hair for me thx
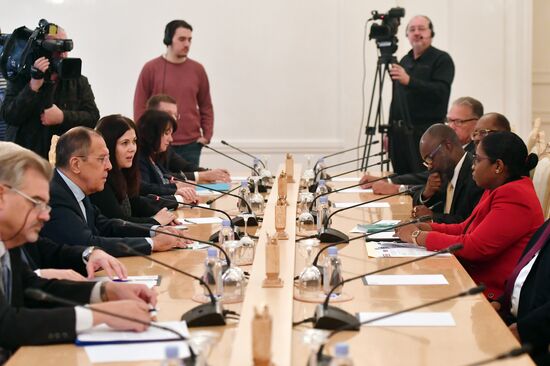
[397,131,544,299]
[90,114,176,225]
[136,109,198,202]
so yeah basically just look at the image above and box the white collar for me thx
[57,169,86,203]
[449,152,467,189]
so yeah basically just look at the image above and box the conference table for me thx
[7,165,534,366]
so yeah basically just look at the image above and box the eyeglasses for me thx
[471,129,497,140]
[472,154,494,165]
[422,143,443,168]
[408,26,429,33]
[76,155,110,165]
[4,185,51,213]
[444,118,477,126]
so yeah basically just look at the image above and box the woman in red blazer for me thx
[397,131,544,299]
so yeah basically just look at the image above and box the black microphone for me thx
[165,173,258,228]
[313,154,385,182]
[312,144,370,172]
[206,185,240,205]
[202,144,260,175]
[464,344,533,366]
[318,188,413,243]
[221,140,266,168]
[24,288,191,341]
[314,243,464,330]
[115,244,226,328]
[120,219,232,269]
[311,215,432,267]
[313,284,485,363]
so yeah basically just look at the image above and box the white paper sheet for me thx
[78,321,189,344]
[181,217,224,225]
[357,312,455,326]
[331,177,361,182]
[85,341,190,363]
[333,202,390,208]
[231,176,248,182]
[196,190,222,196]
[365,242,451,258]
[338,188,374,193]
[363,274,448,286]
[92,275,161,289]
[185,242,210,250]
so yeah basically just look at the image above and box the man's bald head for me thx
[472,113,511,146]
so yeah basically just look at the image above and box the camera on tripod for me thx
[369,7,405,64]
[0,19,81,82]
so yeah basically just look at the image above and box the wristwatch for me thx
[82,246,96,263]
[411,230,422,245]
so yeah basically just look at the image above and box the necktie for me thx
[444,182,454,214]
[1,252,12,305]
[82,196,96,233]
[500,223,550,314]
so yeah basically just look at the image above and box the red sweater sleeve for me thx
[197,66,214,142]
[425,187,536,262]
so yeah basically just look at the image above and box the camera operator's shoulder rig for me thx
[0,19,81,83]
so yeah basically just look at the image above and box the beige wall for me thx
[533,0,550,138]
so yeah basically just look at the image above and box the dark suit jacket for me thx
[22,237,87,275]
[506,220,550,365]
[413,153,483,224]
[138,153,179,196]
[392,141,475,186]
[40,170,153,257]
[0,248,95,350]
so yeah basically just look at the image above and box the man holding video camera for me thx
[388,15,455,175]
[0,22,99,158]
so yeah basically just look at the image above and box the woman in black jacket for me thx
[90,114,176,225]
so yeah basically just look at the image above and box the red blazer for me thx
[425,177,544,299]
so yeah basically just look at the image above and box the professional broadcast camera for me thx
[369,7,405,64]
[0,19,81,82]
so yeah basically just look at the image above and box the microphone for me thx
[147,194,242,242]
[313,154,385,182]
[464,344,533,366]
[115,244,227,327]
[318,188,413,243]
[202,144,260,175]
[221,140,266,168]
[165,173,258,227]
[312,144,370,172]
[313,284,485,363]
[311,215,432,267]
[24,288,191,340]
[120,220,232,269]
[206,185,240,205]
[314,243,464,330]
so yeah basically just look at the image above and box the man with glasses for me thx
[40,127,187,257]
[0,142,157,361]
[472,112,511,146]
[411,124,483,223]
[388,15,455,175]
[146,94,230,183]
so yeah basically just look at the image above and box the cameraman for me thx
[0,26,99,158]
[388,15,454,175]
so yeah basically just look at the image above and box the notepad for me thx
[178,217,224,225]
[338,188,374,194]
[357,312,455,326]
[92,275,161,289]
[362,274,448,286]
[366,242,451,258]
[333,202,390,208]
[85,341,190,363]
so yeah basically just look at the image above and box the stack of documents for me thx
[366,242,451,258]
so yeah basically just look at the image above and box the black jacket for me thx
[1,76,100,158]
[40,170,153,257]
[413,153,483,224]
[22,237,87,275]
[0,248,95,350]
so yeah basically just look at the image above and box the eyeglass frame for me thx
[471,153,495,165]
[444,117,478,126]
[471,129,497,140]
[2,184,51,213]
[75,154,111,165]
[422,143,443,168]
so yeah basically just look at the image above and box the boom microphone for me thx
[221,140,266,168]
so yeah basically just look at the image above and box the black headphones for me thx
[163,20,193,46]
[406,16,435,38]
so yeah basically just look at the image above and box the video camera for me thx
[0,19,81,82]
[369,7,405,64]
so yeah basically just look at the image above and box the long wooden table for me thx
[7,166,534,366]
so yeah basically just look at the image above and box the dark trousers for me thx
[172,142,203,167]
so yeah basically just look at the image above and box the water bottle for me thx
[237,180,251,213]
[329,343,354,366]
[316,196,330,233]
[323,247,343,296]
[312,179,329,212]
[202,248,223,298]
[218,219,235,245]
[252,158,262,176]
[317,158,328,180]
[161,345,185,366]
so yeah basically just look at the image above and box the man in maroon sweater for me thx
[133,19,213,167]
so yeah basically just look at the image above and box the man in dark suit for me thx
[411,124,484,223]
[40,127,186,257]
[492,220,550,365]
[361,96,483,194]
[0,142,156,361]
